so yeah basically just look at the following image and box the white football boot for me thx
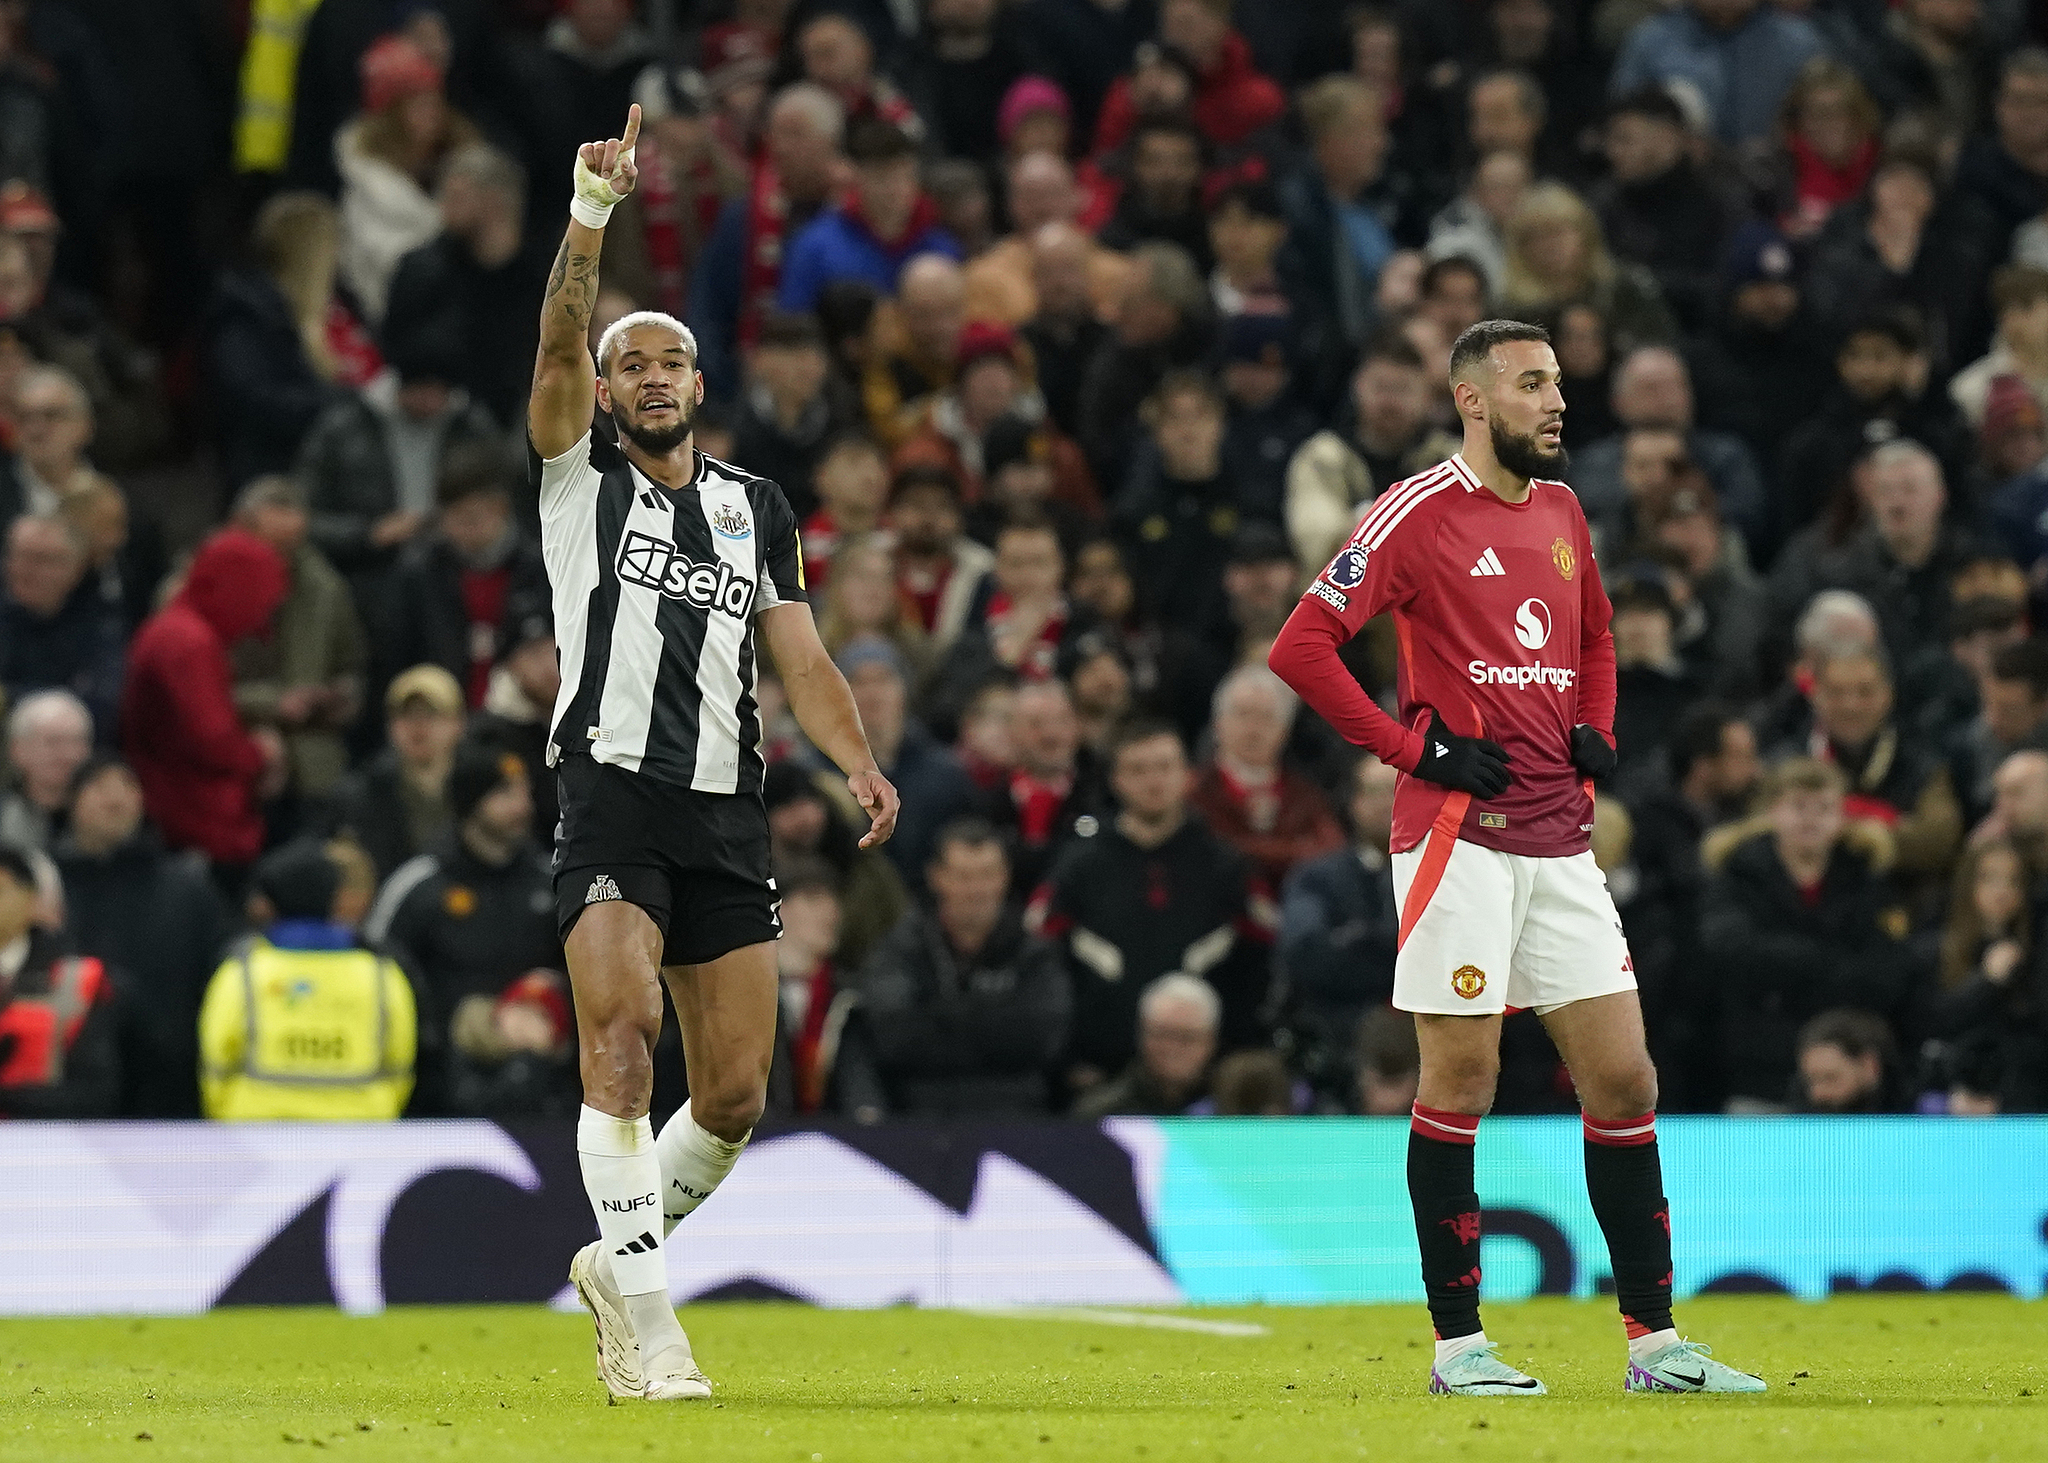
[567,1241,642,1401]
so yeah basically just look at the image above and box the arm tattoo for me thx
[541,235,601,340]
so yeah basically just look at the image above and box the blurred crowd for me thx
[1,0,2046,1123]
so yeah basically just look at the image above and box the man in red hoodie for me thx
[121,529,289,872]
[1092,0,1284,153]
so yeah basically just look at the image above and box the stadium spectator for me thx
[1279,77,1423,363]
[1608,0,1824,149]
[1952,266,2048,431]
[1794,1008,1904,1113]
[1071,971,1220,1117]
[1018,0,1158,142]
[954,678,1019,792]
[1189,666,1342,893]
[853,819,1070,1116]
[689,82,847,398]
[862,253,969,448]
[1682,222,1831,480]
[364,738,560,1117]
[1033,719,1268,1092]
[386,443,548,708]
[801,434,892,591]
[1206,176,1290,323]
[1020,223,1114,441]
[0,691,92,852]
[294,337,502,604]
[965,414,1100,554]
[1763,59,1881,242]
[1501,183,1675,353]
[923,158,997,261]
[1425,152,1530,301]
[333,35,482,325]
[816,533,934,687]
[1698,757,1918,1111]
[0,843,117,1118]
[794,10,921,138]
[962,153,1122,328]
[904,0,1034,163]
[896,321,1097,511]
[1352,1004,1420,1117]
[0,514,124,742]
[1591,87,1731,332]
[1549,303,1618,450]
[55,756,231,1118]
[1098,114,1212,270]
[731,312,853,521]
[1078,241,1213,486]
[888,463,993,656]
[833,636,978,884]
[926,516,1075,728]
[1278,755,1399,1092]
[204,192,370,493]
[1815,440,1979,675]
[4,365,116,519]
[1607,572,1703,800]
[198,839,416,1120]
[1196,1047,1307,1115]
[1067,537,1169,707]
[600,63,748,321]
[121,529,290,874]
[229,477,369,811]
[978,678,1107,891]
[1952,638,2048,824]
[1094,0,1282,153]
[1930,836,2047,1110]
[779,119,959,315]
[1640,474,1767,703]
[761,855,862,1117]
[468,599,560,847]
[329,665,466,882]
[537,0,654,169]
[1465,68,1549,178]
[59,474,161,636]
[1114,371,1238,633]
[1217,313,1316,526]
[383,143,551,427]
[1061,627,1134,758]
[1285,332,1459,575]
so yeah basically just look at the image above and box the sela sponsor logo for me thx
[1468,660,1576,690]
[1308,579,1349,612]
[1326,546,1369,589]
[1513,597,1552,649]
[615,529,756,617]
[602,1193,660,1213]
[710,502,751,539]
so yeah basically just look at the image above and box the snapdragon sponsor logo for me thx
[1468,660,1577,691]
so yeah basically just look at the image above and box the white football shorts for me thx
[1390,837,1636,1016]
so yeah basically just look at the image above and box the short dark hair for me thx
[889,461,965,506]
[776,852,841,899]
[1146,367,1224,419]
[931,816,1008,868]
[845,116,917,165]
[819,428,885,467]
[1607,84,1687,130]
[1107,714,1184,764]
[436,441,511,508]
[1797,1007,1895,1064]
[757,310,825,351]
[1841,306,1924,356]
[1989,638,2048,700]
[1448,318,1551,383]
[1360,329,1425,374]
[995,508,1061,547]
[1129,110,1206,159]
[1668,701,1743,783]
[1422,254,1488,300]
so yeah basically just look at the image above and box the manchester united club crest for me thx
[444,886,476,918]
[1551,537,1575,581]
[1450,964,1487,1000]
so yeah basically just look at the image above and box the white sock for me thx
[1434,1331,1490,1367]
[576,1104,686,1356]
[1629,1327,1681,1364]
[656,1099,750,1235]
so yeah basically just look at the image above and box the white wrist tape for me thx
[570,149,632,230]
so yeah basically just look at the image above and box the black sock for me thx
[1583,1112,1674,1337]
[1408,1103,1483,1340]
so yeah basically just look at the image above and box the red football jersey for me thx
[1287,453,1615,858]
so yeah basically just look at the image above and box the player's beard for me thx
[1490,415,1568,481]
[614,395,695,455]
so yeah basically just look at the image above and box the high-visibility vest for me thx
[0,956,106,1088]
[233,0,322,174]
[199,938,415,1120]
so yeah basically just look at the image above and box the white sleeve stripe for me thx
[1347,462,1458,548]
[1360,480,1455,553]
[364,855,441,947]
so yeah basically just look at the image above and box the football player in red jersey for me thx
[1269,320,1764,1397]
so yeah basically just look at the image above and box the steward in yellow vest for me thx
[199,840,415,1120]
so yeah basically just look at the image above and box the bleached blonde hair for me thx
[595,310,699,375]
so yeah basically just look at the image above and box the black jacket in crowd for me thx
[853,904,1071,1116]
[1277,844,1398,1100]
[1034,815,1269,1074]
[386,532,549,693]
[54,826,231,1117]
[1697,826,1922,1107]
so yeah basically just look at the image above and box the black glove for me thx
[1412,710,1511,798]
[1570,723,1617,781]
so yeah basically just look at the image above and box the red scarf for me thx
[324,299,382,388]
[786,960,836,1113]
[459,565,511,708]
[1215,761,1281,834]
[739,162,792,352]
[1785,134,1877,233]
[984,591,1065,680]
[899,556,954,633]
[1009,767,1073,845]
[844,189,941,255]
[633,134,698,315]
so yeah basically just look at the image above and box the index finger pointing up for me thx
[621,103,641,151]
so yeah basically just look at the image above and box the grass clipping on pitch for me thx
[1,1295,2041,1461]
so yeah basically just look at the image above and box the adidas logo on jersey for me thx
[615,529,756,618]
[1470,548,1506,577]
[585,873,622,905]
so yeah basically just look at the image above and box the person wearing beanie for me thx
[121,529,291,879]
[363,737,562,1117]
[197,838,417,1120]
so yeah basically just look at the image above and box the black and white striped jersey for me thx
[532,429,806,796]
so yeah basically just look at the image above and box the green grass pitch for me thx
[2,1296,2040,1461]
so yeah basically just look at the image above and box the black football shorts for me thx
[552,753,780,966]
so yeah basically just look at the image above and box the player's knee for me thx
[1426,1052,1499,1114]
[1585,1059,1658,1118]
[691,1077,765,1142]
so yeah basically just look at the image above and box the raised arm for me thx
[530,105,641,460]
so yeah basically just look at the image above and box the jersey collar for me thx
[1448,454,1481,492]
